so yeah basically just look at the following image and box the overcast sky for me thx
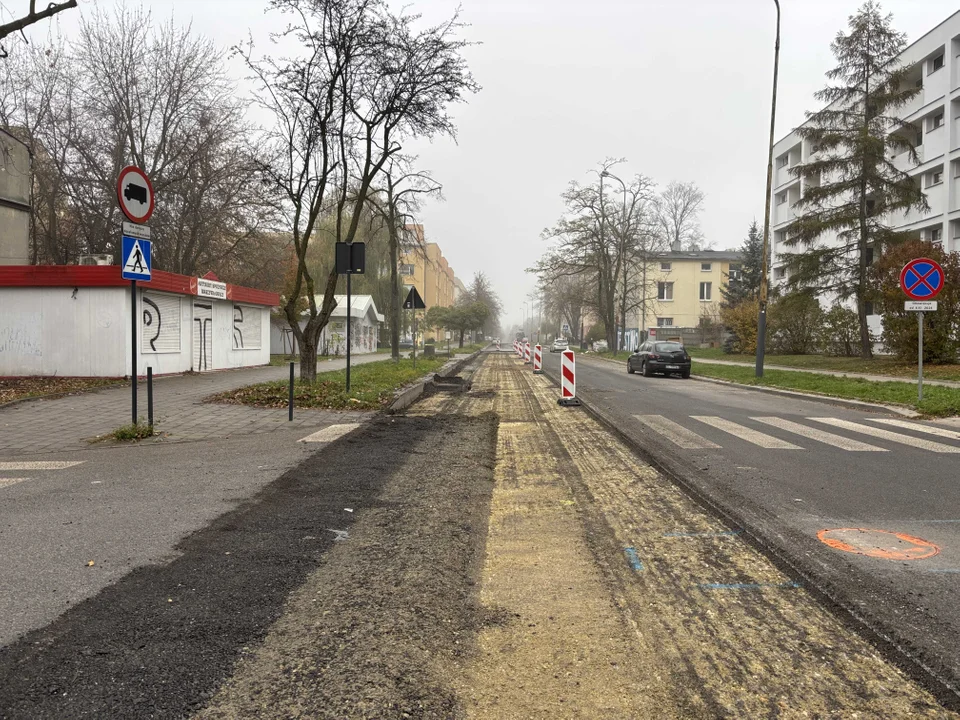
[9,0,960,329]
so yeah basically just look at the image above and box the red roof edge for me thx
[0,265,280,306]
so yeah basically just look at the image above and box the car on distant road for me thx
[550,338,569,353]
[627,341,691,378]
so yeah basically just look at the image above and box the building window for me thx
[776,192,787,205]
[930,54,944,73]
[930,112,944,130]
[865,247,874,265]
[774,266,787,280]
[657,282,674,301]
[399,264,415,276]
[864,301,875,316]
[700,262,712,272]
[657,317,673,327]
[916,130,924,146]
[931,227,942,243]
[927,170,943,186]
[699,282,712,301]
[660,262,672,271]
[777,155,788,168]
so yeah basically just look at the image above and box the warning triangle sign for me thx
[403,286,426,310]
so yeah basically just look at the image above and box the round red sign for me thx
[899,257,944,301]
[116,166,155,224]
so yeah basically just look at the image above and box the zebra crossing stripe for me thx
[811,418,960,454]
[0,479,27,489]
[634,415,720,449]
[299,423,361,443]
[0,461,84,470]
[751,417,887,452]
[691,416,802,449]
[868,418,960,441]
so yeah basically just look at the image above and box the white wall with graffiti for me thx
[0,285,271,377]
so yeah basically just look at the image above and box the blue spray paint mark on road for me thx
[663,530,742,538]
[623,547,643,572]
[697,582,800,591]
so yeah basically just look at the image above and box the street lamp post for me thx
[601,169,628,352]
[756,0,781,378]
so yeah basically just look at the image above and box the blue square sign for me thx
[121,235,151,281]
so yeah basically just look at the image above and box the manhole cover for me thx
[817,528,940,560]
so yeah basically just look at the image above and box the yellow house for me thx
[399,225,458,310]
[640,250,743,333]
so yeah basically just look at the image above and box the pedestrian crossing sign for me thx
[121,235,152,281]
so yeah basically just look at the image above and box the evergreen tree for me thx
[783,0,926,359]
[722,220,763,307]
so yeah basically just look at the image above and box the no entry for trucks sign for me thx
[116,166,155,224]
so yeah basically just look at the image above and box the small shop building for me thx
[270,294,384,356]
[0,265,279,377]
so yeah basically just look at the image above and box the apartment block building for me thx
[399,225,458,311]
[771,9,960,332]
[644,250,743,332]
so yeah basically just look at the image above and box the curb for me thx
[387,349,485,413]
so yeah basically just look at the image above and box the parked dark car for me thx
[627,341,691,378]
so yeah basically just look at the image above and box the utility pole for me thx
[757,0,781,378]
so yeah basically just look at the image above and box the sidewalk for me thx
[0,355,384,455]
[692,356,960,388]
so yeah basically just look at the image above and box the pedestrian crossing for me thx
[634,415,960,454]
[0,461,85,490]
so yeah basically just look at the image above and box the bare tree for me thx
[534,159,656,352]
[0,1,77,56]
[0,8,276,278]
[241,0,477,382]
[366,158,441,360]
[655,180,707,252]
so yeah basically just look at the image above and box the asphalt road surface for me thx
[543,351,960,702]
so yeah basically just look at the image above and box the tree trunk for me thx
[459,329,465,348]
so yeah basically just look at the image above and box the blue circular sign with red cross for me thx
[900,258,944,300]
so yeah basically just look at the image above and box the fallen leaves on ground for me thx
[0,377,122,405]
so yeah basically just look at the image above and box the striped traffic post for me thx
[524,341,531,364]
[533,344,543,374]
[558,349,581,406]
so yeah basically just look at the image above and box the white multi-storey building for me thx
[771,9,960,333]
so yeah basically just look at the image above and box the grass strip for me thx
[692,363,960,417]
[210,357,449,411]
[686,347,960,382]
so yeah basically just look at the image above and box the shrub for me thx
[818,304,861,357]
[871,241,960,363]
[720,298,759,354]
[769,291,822,355]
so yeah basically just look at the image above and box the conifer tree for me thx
[783,0,926,358]
[722,220,764,307]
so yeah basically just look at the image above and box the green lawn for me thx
[692,363,960,417]
[211,357,449,411]
[686,346,960,382]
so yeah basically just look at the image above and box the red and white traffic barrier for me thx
[497,339,501,351]
[558,349,580,406]
[524,341,531,364]
[514,340,519,356]
[533,344,543,374]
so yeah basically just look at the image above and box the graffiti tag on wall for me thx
[0,318,41,356]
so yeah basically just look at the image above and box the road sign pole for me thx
[413,313,418,371]
[131,279,137,425]
[918,311,924,403]
[346,271,352,393]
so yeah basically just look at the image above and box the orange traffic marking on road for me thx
[817,528,941,560]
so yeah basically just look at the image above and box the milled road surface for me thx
[1,351,956,718]
[542,352,960,706]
